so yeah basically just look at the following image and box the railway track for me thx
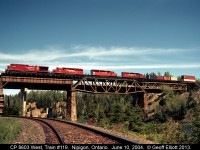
[22,117,65,144]
[14,117,140,144]
[41,118,140,144]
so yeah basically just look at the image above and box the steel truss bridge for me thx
[73,77,187,94]
[0,72,189,121]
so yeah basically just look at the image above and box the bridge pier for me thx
[21,88,28,117]
[131,93,138,106]
[131,92,148,119]
[131,92,148,111]
[0,82,4,115]
[67,89,77,121]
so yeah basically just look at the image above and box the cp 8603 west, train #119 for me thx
[3,63,196,82]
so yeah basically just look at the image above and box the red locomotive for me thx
[91,69,117,77]
[6,64,49,73]
[53,67,83,75]
[121,72,144,79]
[7,64,28,71]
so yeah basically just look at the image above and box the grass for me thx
[0,117,22,144]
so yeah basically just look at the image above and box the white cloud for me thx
[97,64,199,70]
[0,45,199,72]
[1,45,199,95]
[46,63,200,71]
[0,45,185,62]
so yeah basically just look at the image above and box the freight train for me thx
[4,64,196,82]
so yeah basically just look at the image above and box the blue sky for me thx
[0,0,200,95]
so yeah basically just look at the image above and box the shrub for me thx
[0,117,22,144]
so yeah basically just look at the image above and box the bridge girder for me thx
[73,78,144,94]
[140,82,187,91]
[73,78,187,94]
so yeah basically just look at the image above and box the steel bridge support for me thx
[0,81,4,115]
[67,89,77,121]
[21,88,28,117]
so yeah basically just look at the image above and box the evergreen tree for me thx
[164,71,171,77]
[157,71,162,76]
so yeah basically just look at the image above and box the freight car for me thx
[91,69,117,77]
[53,67,83,75]
[155,76,171,81]
[6,64,49,73]
[181,75,196,82]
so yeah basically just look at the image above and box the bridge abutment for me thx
[67,89,77,121]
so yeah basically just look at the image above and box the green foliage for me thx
[77,93,144,132]
[157,71,162,76]
[149,72,156,76]
[0,117,22,144]
[76,91,200,144]
[164,71,171,77]
[155,108,167,122]
[99,118,111,129]
[187,92,196,108]
[155,87,187,121]
[189,104,200,144]
[109,103,125,123]
[165,95,187,120]
[30,90,63,109]
[159,119,188,144]
[4,95,21,116]
[4,90,67,117]
[125,107,143,132]
[148,89,200,144]
[4,88,200,144]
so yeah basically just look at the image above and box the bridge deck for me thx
[0,74,188,93]
[1,76,72,90]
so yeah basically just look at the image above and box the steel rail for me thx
[45,118,140,144]
[10,116,65,144]
[31,117,65,144]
